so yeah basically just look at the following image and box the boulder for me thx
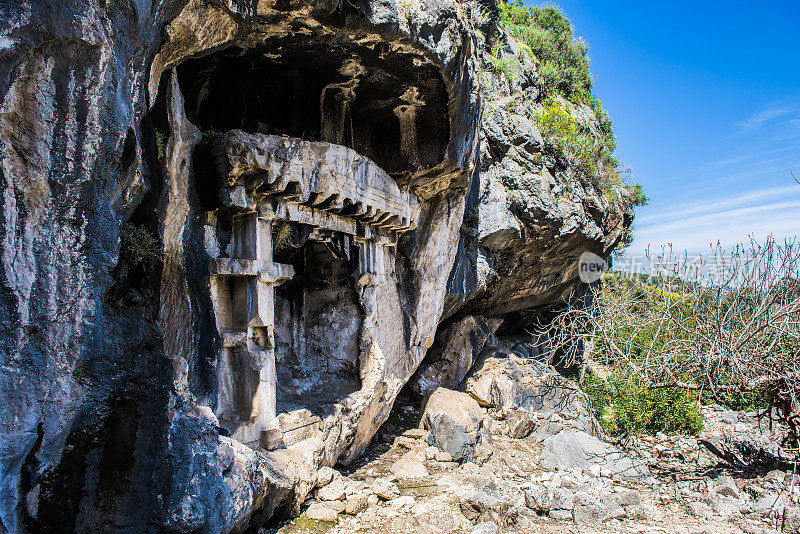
[601,488,640,507]
[412,496,474,532]
[707,475,741,500]
[345,493,369,515]
[465,350,603,438]
[390,456,430,479]
[505,409,536,439]
[317,478,347,501]
[389,495,416,509]
[454,487,514,525]
[305,502,339,523]
[371,478,400,500]
[572,491,606,525]
[410,315,502,396]
[259,427,284,451]
[541,430,651,480]
[422,388,492,463]
[277,409,324,448]
[316,466,338,488]
[435,450,454,462]
[393,436,419,450]
[270,437,326,515]
[599,487,641,520]
[711,496,745,518]
[525,485,574,512]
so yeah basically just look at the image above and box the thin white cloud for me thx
[625,97,800,257]
[629,197,800,255]
[708,144,800,169]
[636,184,800,226]
[737,103,800,132]
[713,163,799,186]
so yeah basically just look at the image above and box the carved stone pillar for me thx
[354,233,389,387]
[209,211,294,447]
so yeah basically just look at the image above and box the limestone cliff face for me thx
[0,1,632,532]
[445,26,633,322]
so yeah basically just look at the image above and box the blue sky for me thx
[528,0,800,256]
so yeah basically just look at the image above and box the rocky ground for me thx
[261,376,796,534]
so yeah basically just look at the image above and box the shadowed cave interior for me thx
[176,35,451,179]
[174,32,444,442]
[273,237,362,417]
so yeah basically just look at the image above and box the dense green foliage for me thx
[120,222,161,267]
[499,2,590,102]
[575,369,704,436]
[497,2,646,209]
[534,98,620,195]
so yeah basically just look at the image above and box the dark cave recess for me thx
[176,34,451,179]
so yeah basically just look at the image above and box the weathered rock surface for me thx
[443,32,633,320]
[0,0,635,531]
[410,315,502,396]
[371,478,400,501]
[572,491,606,525]
[421,388,493,463]
[390,454,430,480]
[466,347,603,438]
[305,502,339,523]
[541,430,651,480]
[0,0,480,530]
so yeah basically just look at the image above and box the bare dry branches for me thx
[537,237,800,442]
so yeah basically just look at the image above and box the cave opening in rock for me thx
[175,35,451,177]
[273,232,362,419]
[175,33,432,449]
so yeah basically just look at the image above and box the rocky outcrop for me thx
[409,315,502,397]
[0,0,477,530]
[444,29,634,320]
[465,346,603,439]
[421,387,493,463]
[540,430,650,480]
[0,0,633,532]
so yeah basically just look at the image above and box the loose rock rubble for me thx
[264,381,796,534]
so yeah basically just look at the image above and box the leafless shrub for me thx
[536,236,800,443]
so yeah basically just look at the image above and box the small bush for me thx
[273,221,294,250]
[612,381,703,436]
[120,222,161,267]
[535,98,576,144]
[499,1,591,102]
[703,389,770,412]
[201,129,221,142]
[580,372,703,436]
[535,99,614,186]
[578,369,613,421]
[590,97,616,150]
[486,47,520,83]
[627,183,648,206]
[155,131,167,159]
